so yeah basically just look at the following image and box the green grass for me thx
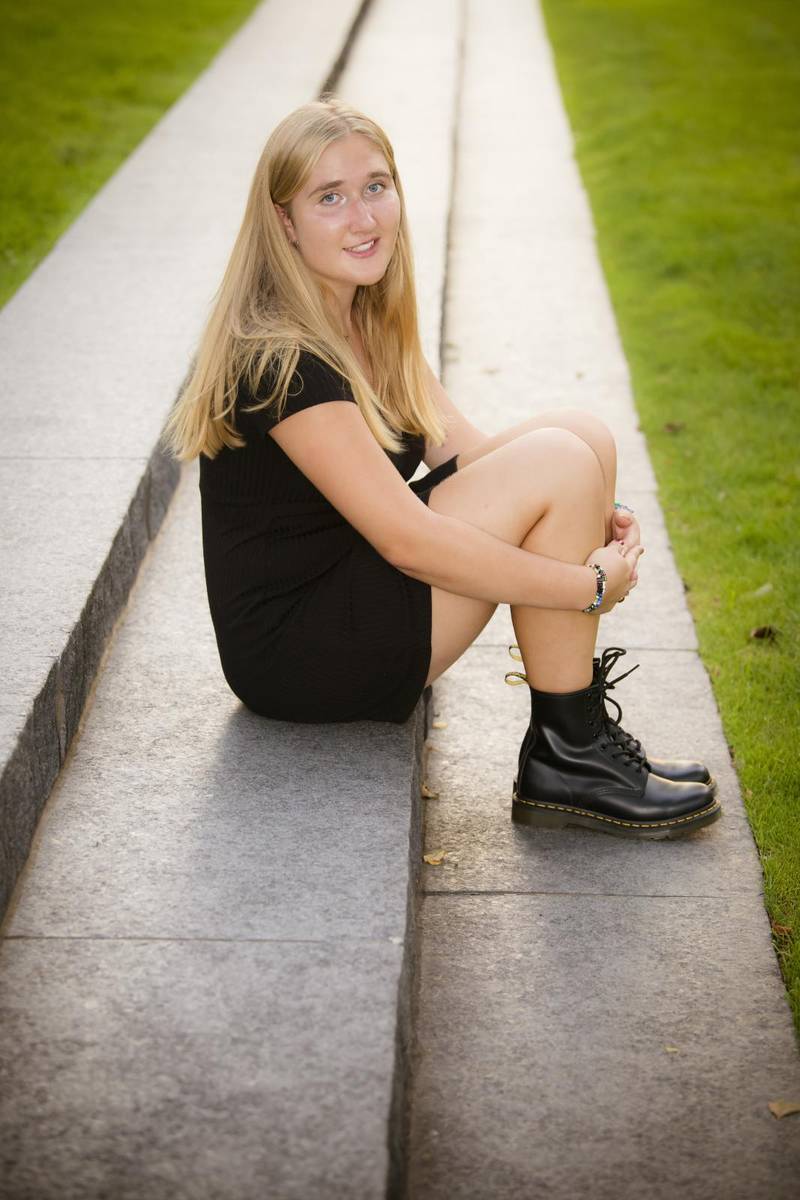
[0,0,260,308]
[539,0,800,1031]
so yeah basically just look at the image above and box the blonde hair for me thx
[160,95,447,462]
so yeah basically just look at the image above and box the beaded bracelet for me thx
[582,563,607,613]
[614,501,635,514]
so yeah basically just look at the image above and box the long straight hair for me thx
[160,95,447,461]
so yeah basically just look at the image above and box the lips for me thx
[344,238,379,257]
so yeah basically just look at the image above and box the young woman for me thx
[161,96,721,840]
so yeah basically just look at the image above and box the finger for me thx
[615,519,640,542]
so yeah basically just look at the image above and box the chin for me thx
[355,265,389,285]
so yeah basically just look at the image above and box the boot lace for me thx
[590,647,648,770]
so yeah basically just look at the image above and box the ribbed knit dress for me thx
[199,350,459,724]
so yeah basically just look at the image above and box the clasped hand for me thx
[585,508,644,613]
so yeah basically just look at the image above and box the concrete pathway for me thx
[406,1,800,1196]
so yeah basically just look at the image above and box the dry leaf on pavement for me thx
[423,850,447,865]
[768,1100,800,1119]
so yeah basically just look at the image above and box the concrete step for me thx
[0,0,463,1194]
[406,0,800,1195]
[0,464,428,1199]
[0,0,368,918]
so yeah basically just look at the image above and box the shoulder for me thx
[237,349,356,437]
[288,350,355,402]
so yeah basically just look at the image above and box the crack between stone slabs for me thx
[438,0,467,383]
[388,14,469,1200]
[421,889,762,900]
[317,0,375,96]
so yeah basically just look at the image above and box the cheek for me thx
[381,194,401,230]
[302,209,348,254]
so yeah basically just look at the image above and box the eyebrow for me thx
[307,169,391,198]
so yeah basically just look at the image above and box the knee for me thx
[516,427,606,517]
[563,408,617,475]
[536,408,617,476]
[526,426,606,489]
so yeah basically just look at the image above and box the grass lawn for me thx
[539,0,800,1032]
[0,0,260,309]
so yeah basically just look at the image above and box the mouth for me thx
[344,238,379,258]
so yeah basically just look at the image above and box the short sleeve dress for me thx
[199,350,459,723]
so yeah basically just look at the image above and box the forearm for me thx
[391,511,597,610]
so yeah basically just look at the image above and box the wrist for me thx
[582,563,607,613]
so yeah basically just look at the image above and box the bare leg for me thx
[511,447,606,693]
[424,426,611,689]
[421,421,719,837]
[458,407,617,541]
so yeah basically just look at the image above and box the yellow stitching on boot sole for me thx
[512,795,721,829]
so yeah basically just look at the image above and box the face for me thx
[276,132,401,312]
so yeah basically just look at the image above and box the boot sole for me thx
[511,784,722,840]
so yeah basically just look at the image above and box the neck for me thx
[314,276,357,339]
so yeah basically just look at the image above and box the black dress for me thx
[199,350,459,723]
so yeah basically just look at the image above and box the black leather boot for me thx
[512,677,722,839]
[506,645,714,790]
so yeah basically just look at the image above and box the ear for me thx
[274,203,297,246]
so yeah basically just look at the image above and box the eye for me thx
[319,192,339,205]
[366,181,385,194]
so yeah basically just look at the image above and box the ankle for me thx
[527,669,594,695]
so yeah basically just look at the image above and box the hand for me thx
[585,541,639,613]
[611,507,644,584]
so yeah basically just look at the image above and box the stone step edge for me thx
[387,686,432,1198]
[0,0,375,923]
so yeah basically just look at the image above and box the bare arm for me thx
[420,357,488,469]
[392,508,596,608]
[268,402,599,611]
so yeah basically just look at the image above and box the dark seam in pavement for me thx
[421,890,759,899]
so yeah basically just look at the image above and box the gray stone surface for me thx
[0,937,402,1200]
[0,0,365,917]
[408,894,800,1200]
[0,447,180,916]
[404,0,800,1193]
[3,469,423,945]
[421,647,761,899]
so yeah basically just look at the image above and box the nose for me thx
[350,197,377,233]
